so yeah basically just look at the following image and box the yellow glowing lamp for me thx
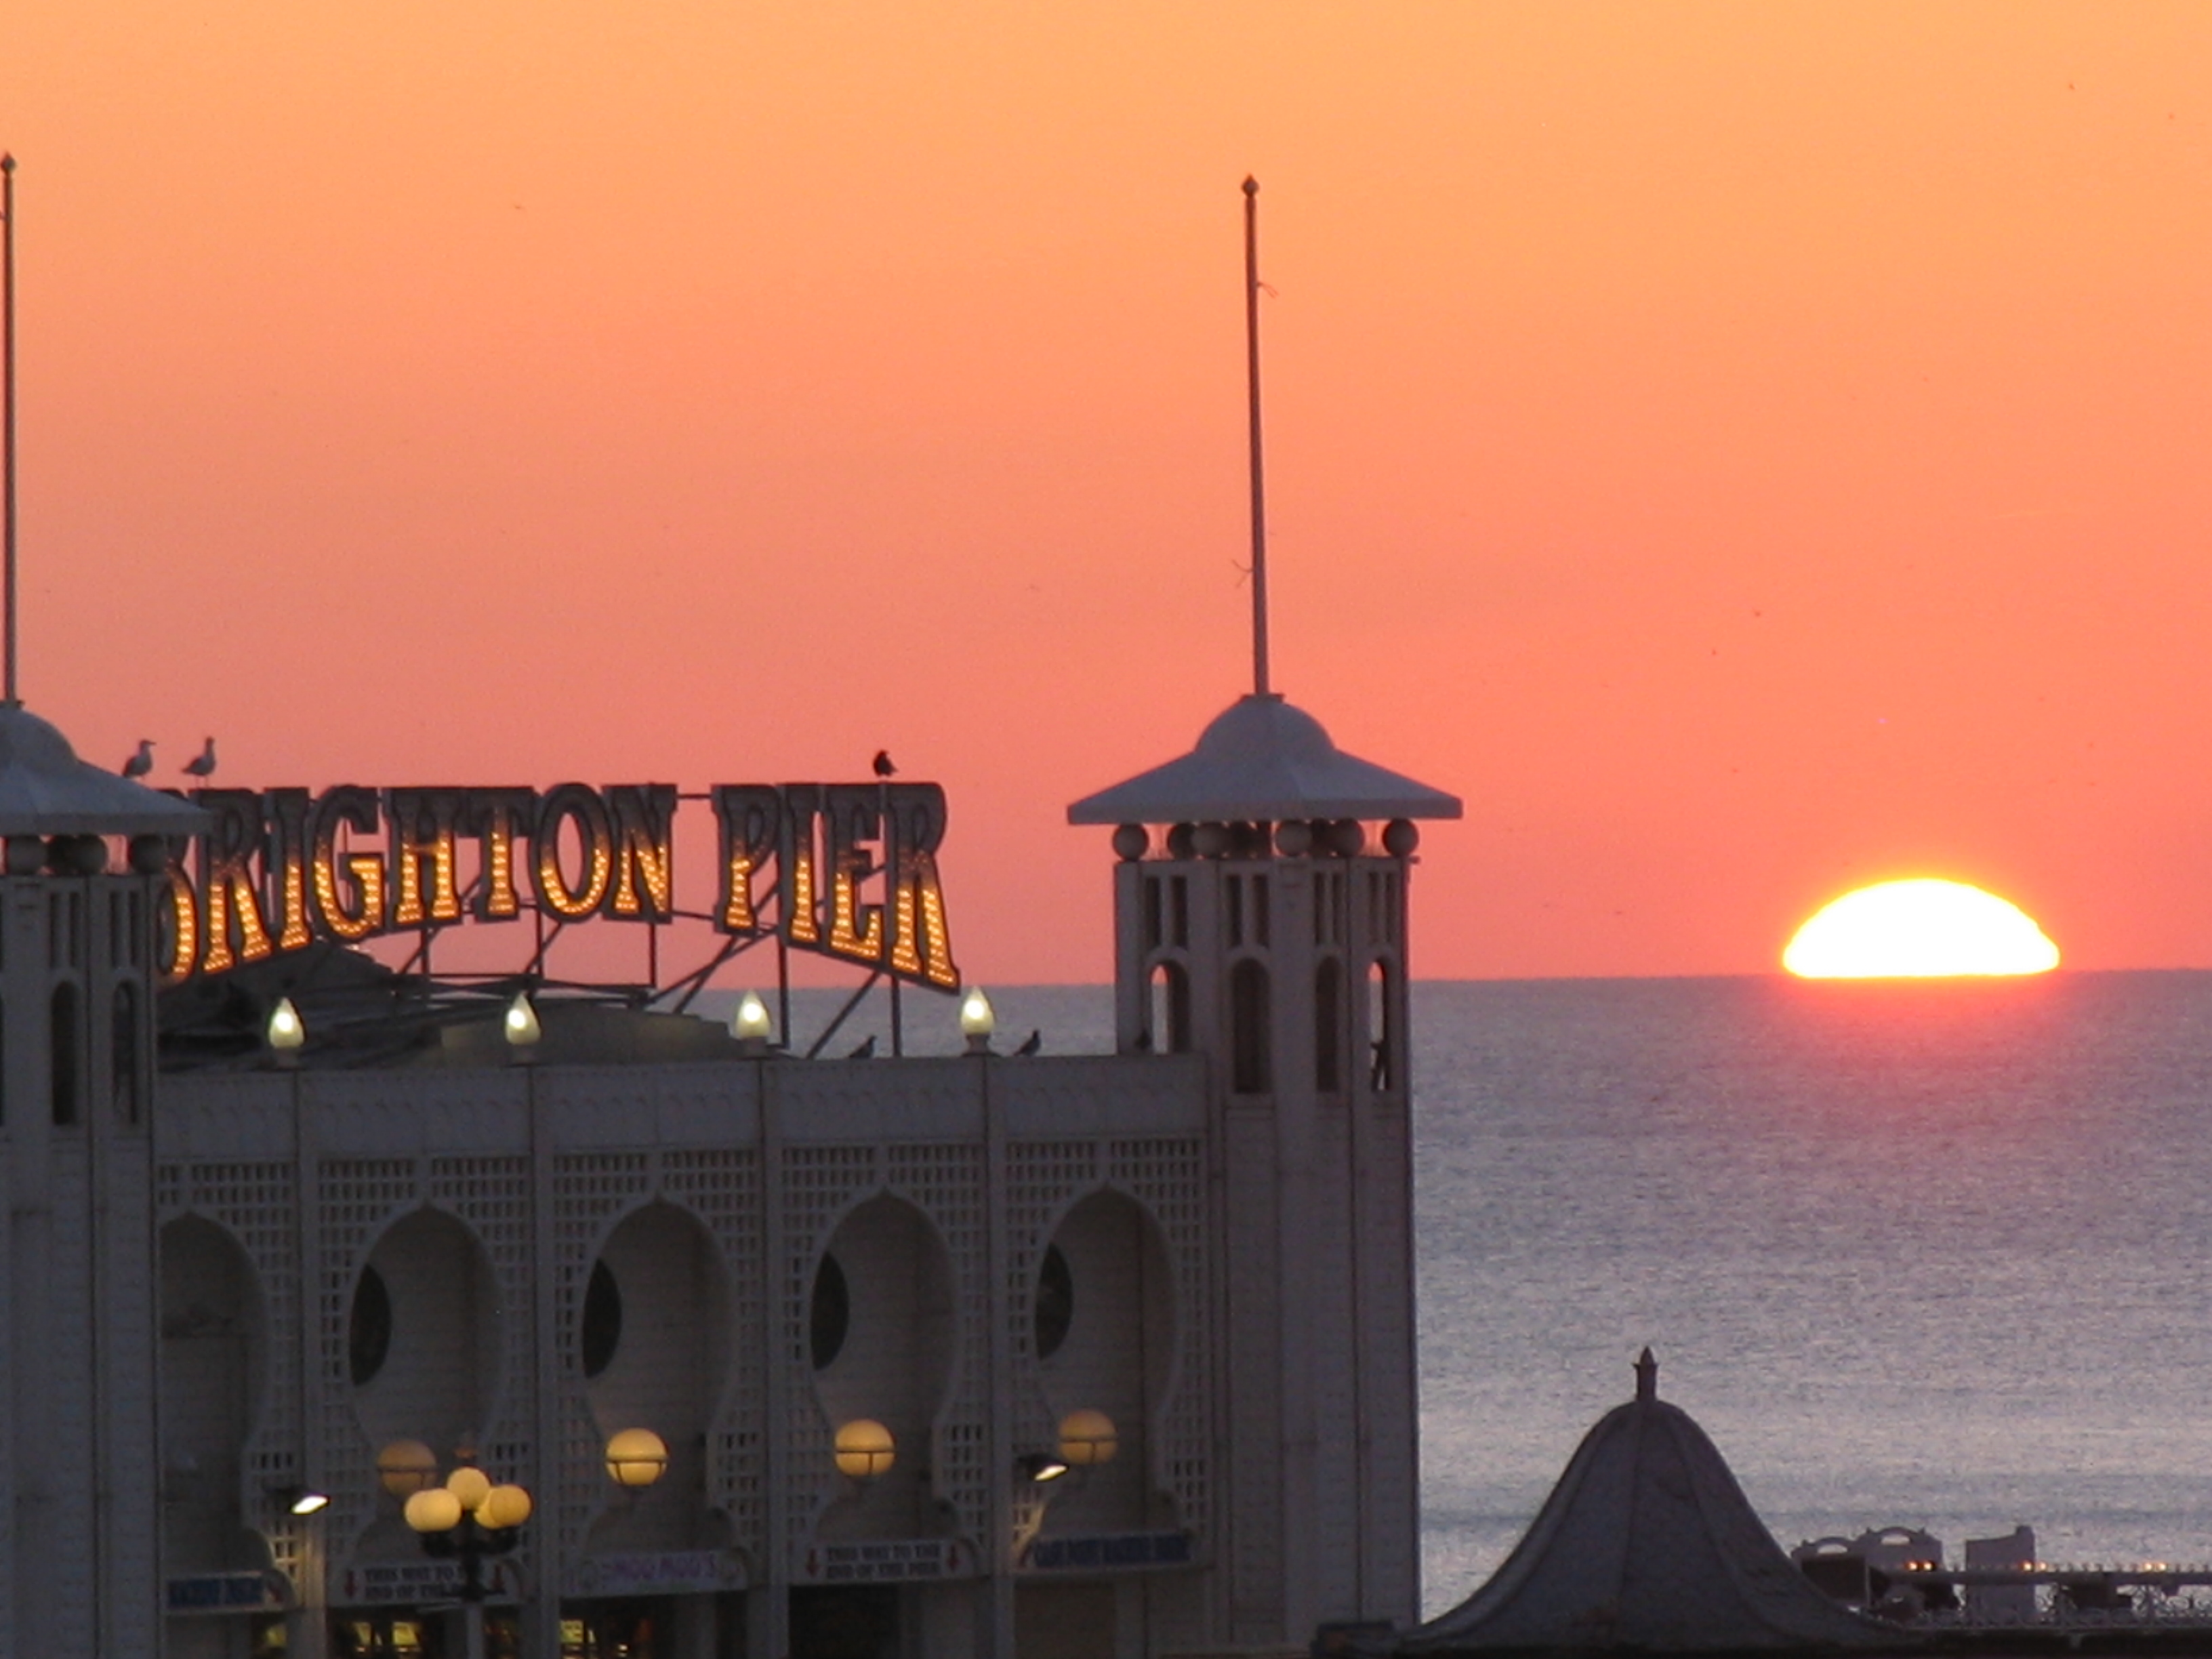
[404,1486,464,1534]
[376,1439,439,1498]
[445,1465,492,1512]
[959,987,996,1038]
[603,1427,669,1490]
[733,991,773,1044]
[833,1418,897,1479]
[267,997,304,1051]
[478,1483,533,1530]
[1057,1408,1118,1468]
[504,991,542,1048]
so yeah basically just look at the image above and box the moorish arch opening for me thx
[1147,960,1190,1054]
[810,1193,958,1539]
[581,1201,734,1551]
[1229,958,1271,1094]
[348,1208,502,1472]
[159,1215,267,1572]
[1033,1189,1176,1536]
[1314,956,1345,1092]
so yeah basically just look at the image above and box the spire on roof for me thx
[1388,1360,1891,1654]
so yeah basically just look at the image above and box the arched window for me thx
[1314,958,1344,1092]
[1147,960,1190,1054]
[50,983,79,1126]
[1229,959,1271,1094]
[1368,958,1395,1092]
[112,982,140,1125]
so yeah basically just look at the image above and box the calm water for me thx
[741,972,2212,1616]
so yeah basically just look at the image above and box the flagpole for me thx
[1243,176,1271,699]
[2,153,16,706]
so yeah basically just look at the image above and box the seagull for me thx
[120,739,154,779]
[1014,1029,1042,1057]
[872,750,896,779]
[182,737,217,779]
[847,1034,876,1059]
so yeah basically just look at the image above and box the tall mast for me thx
[2,153,16,706]
[1242,176,1271,699]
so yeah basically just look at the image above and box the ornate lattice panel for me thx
[312,1156,424,1567]
[884,1141,989,1539]
[426,1155,535,1480]
[1004,1135,1212,1543]
[155,1158,304,1578]
[550,1149,653,1566]
[663,1146,766,1562]
[778,1142,879,1556]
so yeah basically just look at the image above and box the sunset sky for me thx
[5,2,2211,983]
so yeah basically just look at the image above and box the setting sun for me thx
[1783,879,2060,979]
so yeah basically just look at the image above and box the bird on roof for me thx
[847,1034,876,1059]
[182,737,217,778]
[120,739,154,779]
[872,750,896,778]
[1014,1029,1042,1057]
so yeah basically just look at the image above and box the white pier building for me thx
[0,687,1456,1659]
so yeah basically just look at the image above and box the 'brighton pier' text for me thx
[159,782,958,990]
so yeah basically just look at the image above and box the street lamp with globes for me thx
[390,1446,531,1659]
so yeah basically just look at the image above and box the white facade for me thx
[0,693,1450,1659]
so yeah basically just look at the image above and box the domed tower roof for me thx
[0,705,208,836]
[1067,694,1461,825]
[1395,1353,1891,1654]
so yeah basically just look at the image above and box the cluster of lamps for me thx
[830,1406,1115,1486]
[270,985,1006,1062]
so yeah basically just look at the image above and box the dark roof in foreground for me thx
[1391,1352,1894,1655]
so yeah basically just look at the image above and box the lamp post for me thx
[398,1452,532,1659]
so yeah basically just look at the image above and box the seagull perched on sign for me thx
[1014,1029,1042,1057]
[120,739,154,779]
[872,750,896,778]
[847,1034,876,1059]
[182,737,217,779]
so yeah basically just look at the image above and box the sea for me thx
[752,971,2212,1618]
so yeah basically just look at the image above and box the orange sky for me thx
[5,1,2211,983]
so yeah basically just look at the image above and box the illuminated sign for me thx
[159,783,958,992]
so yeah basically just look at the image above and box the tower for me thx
[0,705,205,1655]
[1069,695,1458,1645]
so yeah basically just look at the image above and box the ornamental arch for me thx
[1032,1187,1177,1535]
[346,1206,503,1468]
[807,1192,959,1540]
[159,1214,268,1573]
[579,1199,735,1551]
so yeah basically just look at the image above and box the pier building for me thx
[0,687,1456,1659]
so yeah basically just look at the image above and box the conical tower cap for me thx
[1068,694,1460,825]
[0,705,209,836]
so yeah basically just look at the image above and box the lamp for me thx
[833,1418,897,1479]
[404,1486,463,1533]
[402,1450,532,1659]
[274,1485,330,1515]
[1057,1408,1118,1468]
[960,987,996,1055]
[604,1427,669,1490]
[732,990,773,1055]
[267,998,304,1064]
[504,991,541,1055]
[377,1438,438,1498]
[1015,1452,1070,1483]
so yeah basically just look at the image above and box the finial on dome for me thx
[1634,1347,1658,1404]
